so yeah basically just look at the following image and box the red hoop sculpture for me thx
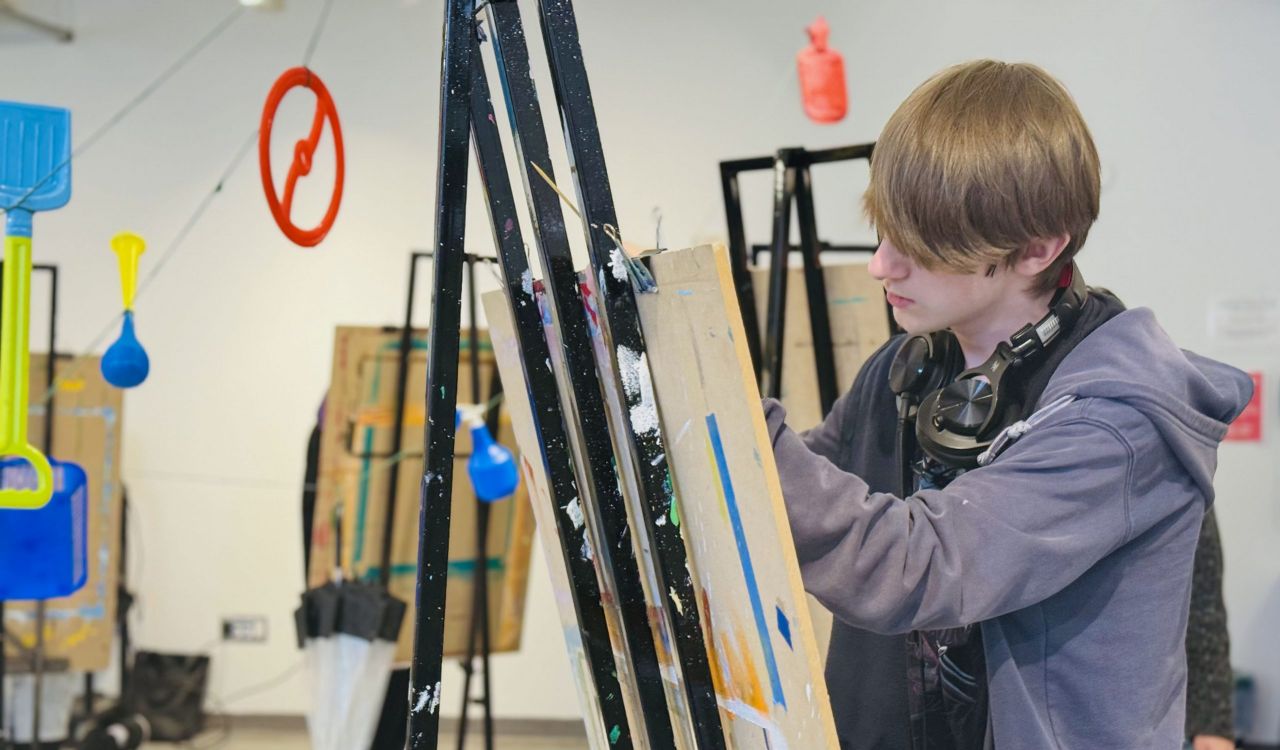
[259,67,345,247]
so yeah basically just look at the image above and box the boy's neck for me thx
[952,289,1058,369]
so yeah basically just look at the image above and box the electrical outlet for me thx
[222,616,269,643]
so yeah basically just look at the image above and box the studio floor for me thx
[137,719,590,749]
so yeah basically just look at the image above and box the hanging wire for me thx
[37,128,260,404]
[37,0,342,403]
[301,0,336,70]
[0,5,248,213]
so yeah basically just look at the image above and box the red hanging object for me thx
[797,16,848,124]
[259,67,345,247]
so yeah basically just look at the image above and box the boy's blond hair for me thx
[863,60,1100,295]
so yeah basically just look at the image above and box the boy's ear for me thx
[1016,234,1071,276]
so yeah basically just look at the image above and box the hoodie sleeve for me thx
[799,336,903,464]
[766,396,1141,634]
[798,381,855,462]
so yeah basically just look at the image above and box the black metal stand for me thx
[484,3,693,745]
[534,4,725,743]
[406,0,474,742]
[410,1,736,747]
[720,143,884,417]
[384,250,504,750]
[454,253,503,750]
[117,488,132,701]
[0,263,59,750]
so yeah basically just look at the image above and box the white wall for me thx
[2,0,1277,740]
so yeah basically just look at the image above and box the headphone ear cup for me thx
[934,378,995,437]
[915,386,991,469]
[889,332,958,398]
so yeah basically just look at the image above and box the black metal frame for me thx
[720,143,879,417]
[474,19,679,744]
[0,263,58,750]
[486,1,709,745]
[531,3,726,743]
[410,0,739,747]
[406,0,475,743]
[382,248,507,749]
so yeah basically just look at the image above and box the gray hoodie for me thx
[765,309,1253,748]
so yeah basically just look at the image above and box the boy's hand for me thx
[1191,735,1235,750]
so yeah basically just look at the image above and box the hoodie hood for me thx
[1042,308,1254,500]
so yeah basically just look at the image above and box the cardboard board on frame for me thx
[494,246,840,747]
[752,262,892,658]
[308,326,536,663]
[3,355,124,673]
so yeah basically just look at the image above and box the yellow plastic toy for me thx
[0,234,54,508]
[101,232,150,389]
[0,100,72,509]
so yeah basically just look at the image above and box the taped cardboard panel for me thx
[489,247,845,747]
[751,262,891,660]
[310,326,535,662]
[3,355,124,673]
[752,262,891,432]
[620,245,836,747]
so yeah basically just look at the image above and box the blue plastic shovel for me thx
[0,100,72,509]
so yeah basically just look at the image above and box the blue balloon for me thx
[466,421,518,503]
[101,311,150,388]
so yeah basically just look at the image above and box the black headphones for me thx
[889,263,1088,470]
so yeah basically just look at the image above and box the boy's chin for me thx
[892,309,947,336]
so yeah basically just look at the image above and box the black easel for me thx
[409,1,733,748]
[453,252,505,750]
[720,143,885,418]
[382,250,505,749]
[0,263,58,750]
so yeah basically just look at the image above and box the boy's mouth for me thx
[885,290,914,308]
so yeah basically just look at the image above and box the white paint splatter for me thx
[564,497,584,529]
[617,346,643,396]
[650,452,665,466]
[521,268,533,296]
[581,536,594,561]
[669,588,684,616]
[673,419,692,445]
[617,346,659,437]
[610,246,629,282]
[414,681,441,714]
[656,513,667,526]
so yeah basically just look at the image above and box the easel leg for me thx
[407,0,476,747]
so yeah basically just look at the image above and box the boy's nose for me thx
[869,238,908,281]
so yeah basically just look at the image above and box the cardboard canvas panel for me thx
[309,326,535,662]
[635,245,839,748]
[752,262,891,432]
[752,262,891,658]
[3,355,124,672]
[483,292,611,750]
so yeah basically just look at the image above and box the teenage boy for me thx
[766,60,1253,748]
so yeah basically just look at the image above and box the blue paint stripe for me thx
[706,413,786,708]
